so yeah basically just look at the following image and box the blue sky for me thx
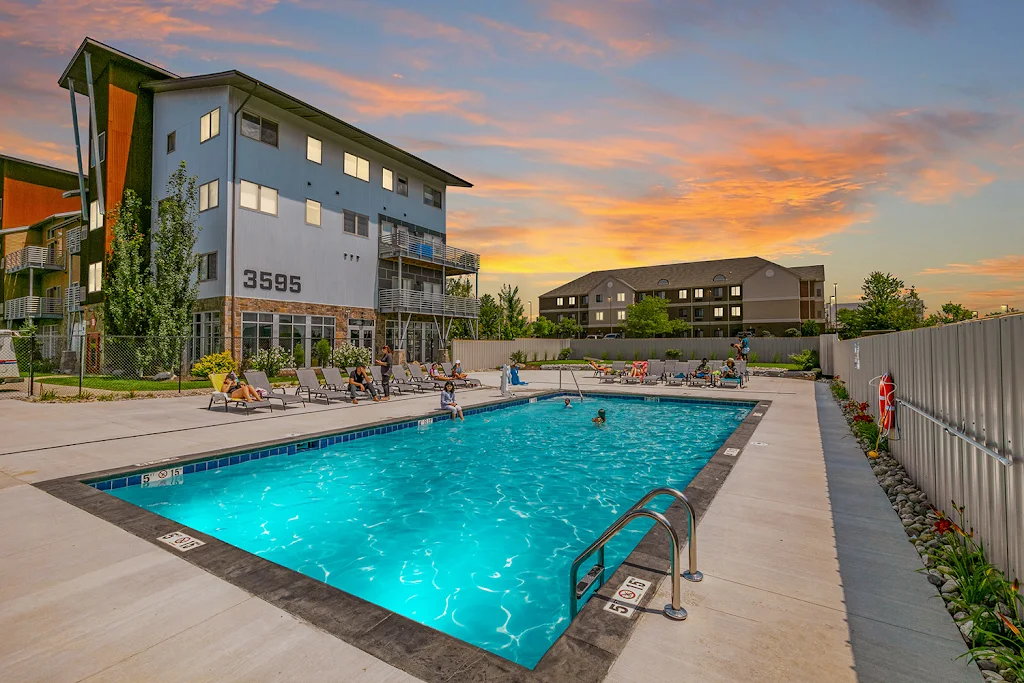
[1,0,1021,312]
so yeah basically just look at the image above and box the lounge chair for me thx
[295,368,350,404]
[442,362,481,387]
[323,366,375,400]
[719,362,742,389]
[621,362,644,385]
[389,365,424,393]
[369,365,404,395]
[244,370,306,410]
[407,363,444,390]
[687,361,712,387]
[207,373,273,414]
[611,361,626,376]
[642,360,664,385]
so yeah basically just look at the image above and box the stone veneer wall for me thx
[197,296,377,346]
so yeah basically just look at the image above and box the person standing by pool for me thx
[592,408,606,425]
[441,381,464,421]
[741,335,750,361]
[375,345,393,400]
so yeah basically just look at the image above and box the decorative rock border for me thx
[832,387,1019,683]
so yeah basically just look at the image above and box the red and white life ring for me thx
[878,373,896,432]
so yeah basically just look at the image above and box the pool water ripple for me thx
[110,396,749,668]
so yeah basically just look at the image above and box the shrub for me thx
[709,351,717,360]
[314,338,332,367]
[248,346,290,378]
[772,352,781,363]
[830,377,850,401]
[292,342,305,369]
[617,353,624,361]
[558,347,571,360]
[332,343,372,370]
[690,350,697,360]
[784,327,802,337]
[789,349,820,370]
[760,330,773,337]
[543,351,549,361]
[600,351,609,360]
[191,350,235,379]
[633,351,641,360]
[665,349,682,359]
[39,389,58,402]
[749,351,759,363]
[510,350,527,365]
[532,352,538,362]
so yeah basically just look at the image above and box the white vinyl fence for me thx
[452,338,570,370]
[828,315,1024,578]
[568,337,818,363]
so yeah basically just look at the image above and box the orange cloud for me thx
[475,17,606,62]
[541,1,670,59]
[919,255,1024,280]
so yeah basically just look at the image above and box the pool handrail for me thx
[628,487,701,582]
[569,507,686,621]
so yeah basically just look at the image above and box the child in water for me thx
[592,408,606,425]
[564,398,573,408]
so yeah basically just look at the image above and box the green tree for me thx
[446,277,476,339]
[666,318,691,337]
[622,296,670,338]
[530,315,556,338]
[924,302,975,326]
[151,162,201,367]
[103,190,149,337]
[837,272,926,340]
[498,284,528,339]
[556,316,582,339]
[479,294,502,339]
[800,319,821,336]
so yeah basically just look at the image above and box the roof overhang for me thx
[1,211,83,235]
[142,71,473,188]
[59,37,177,93]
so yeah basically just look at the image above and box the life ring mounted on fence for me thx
[877,373,896,433]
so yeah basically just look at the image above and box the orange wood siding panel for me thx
[105,83,138,250]
[1,177,79,230]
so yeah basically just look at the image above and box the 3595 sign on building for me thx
[242,269,301,294]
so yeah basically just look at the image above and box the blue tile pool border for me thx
[82,391,757,492]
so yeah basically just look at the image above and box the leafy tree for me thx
[314,338,332,367]
[103,190,149,337]
[622,296,670,338]
[837,272,926,340]
[985,305,1019,317]
[530,315,556,338]
[556,316,582,339]
[498,284,529,339]
[666,318,691,337]
[800,319,821,336]
[479,294,502,339]
[150,162,201,367]
[924,302,975,326]
[446,277,476,339]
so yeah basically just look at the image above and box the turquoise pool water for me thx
[109,396,750,667]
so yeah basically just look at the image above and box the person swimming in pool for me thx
[592,408,606,425]
[564,397,573,408]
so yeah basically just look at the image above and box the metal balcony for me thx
[4,246,64,273]
[4,296,63,321]
[66,226,82,255]
[378,232,480,274]
[378,288,480,318]
[66,283,83,312]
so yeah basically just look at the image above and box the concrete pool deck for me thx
[0,373,979,682]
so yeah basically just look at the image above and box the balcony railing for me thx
[378,288,480,318]
[4,296,63,320]
[4,246,64,273]
[66,226,82,255]
[378,232,480,273]
[67,283,83,312]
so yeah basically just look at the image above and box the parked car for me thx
[603,333,622,339]
[585,334,601,339]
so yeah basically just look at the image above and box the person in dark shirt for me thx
[348,365,380,403]
[375,345,393,400]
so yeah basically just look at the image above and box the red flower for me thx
[859,402,870,412]
[934,519,953,534]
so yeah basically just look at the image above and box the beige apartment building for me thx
[538,257,826,337]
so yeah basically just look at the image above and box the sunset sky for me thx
[1,0,1021,314]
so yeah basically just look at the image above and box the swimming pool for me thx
[104,395,751,668]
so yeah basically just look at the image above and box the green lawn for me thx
[36,374,299,392]
[523,359,577,365]
[748,362,801,370]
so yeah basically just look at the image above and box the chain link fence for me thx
[1,333,377,400]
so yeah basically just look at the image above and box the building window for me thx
[679,309,688,319]
[88,261,102,293]
[556,297,564,306]
[616,292,626,302]
[816,286,823,298]
[658,279,669,286]
[694,308,704,319]
[731,306,741,317]
[694,288,704,299]
[715,329,724,337]
[713,287,724,298]
[344,152,370,181]
[678,289,687,299]
[240,111,277,146]
[397,174,409,196]
[343,210,369,237]
[197,252,217,281]
[191,311,222,361]
[89,131,106,168]
[382,168,394,191]
[306,136,322,164]
[424,185,442,209]
[595,294,603,303]
[239,180,278,215]
[730,285,741,297]
[568,296,576,306]
[305,199,321,227]
[166,131,176,154]
[581,295,588,305]
[617,310,626,321]
[198,179,219,212]
[713,274,726,281]
[595,311,605,321]
[713,307,724,318]
[89,200,103,231]
[200,108,221,143]
[656,291,666,299]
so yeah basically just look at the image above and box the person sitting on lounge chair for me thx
[441,381,464,421]
[721,358,741,379]
[692,358,711,381]
[221,372,262,403]
[589,359,613,374]
[450,360,468,379]
[430,363,450,381]
[348,365,380,403]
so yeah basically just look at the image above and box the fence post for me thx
[29,334,36,397]
[78,332,84,397]
[178,339,184,394]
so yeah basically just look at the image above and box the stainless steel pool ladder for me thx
[559,368,585,402]
[569,487,701,621]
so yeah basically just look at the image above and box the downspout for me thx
[228,82,258,354]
